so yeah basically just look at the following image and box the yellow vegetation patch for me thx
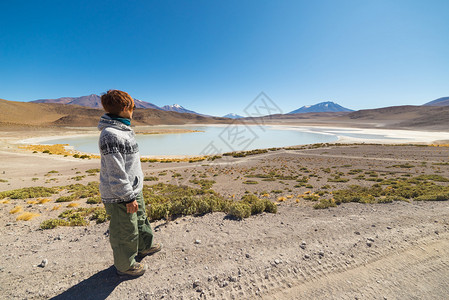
[295,199,300,203]
[19,144,100,159]
[51,205,61,211]
[9,206,23,214]
[1,200,10,204]
[38,198,52,204]
[286,195,293,199]
[277,196,287,202]
[140,156,207,163]
[261,193,270,198]
[27,200,39,204]
[430,144,449,147]
[67,203,79,208]
[19,144,72,155]
[16,212,40,221]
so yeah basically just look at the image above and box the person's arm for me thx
[103,151,138,204]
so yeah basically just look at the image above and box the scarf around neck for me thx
[107,114,131,126]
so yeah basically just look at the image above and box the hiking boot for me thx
[138,243,162,259]
[116,262,147,277]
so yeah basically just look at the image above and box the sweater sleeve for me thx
[102,151,137,203]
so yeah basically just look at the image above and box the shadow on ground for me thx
[51,266,133,300]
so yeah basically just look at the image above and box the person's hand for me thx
[126,200,138,214]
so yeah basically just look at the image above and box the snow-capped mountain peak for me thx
[161,104,199,114]
[288,101,353,114]
[223,113,244,119]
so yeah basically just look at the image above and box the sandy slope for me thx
[1,128,449,299]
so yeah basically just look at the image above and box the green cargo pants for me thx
[104,192,154,272]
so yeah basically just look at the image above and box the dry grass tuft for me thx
[38,198,52,204]
[9,206,23,214]
[27,200,39,204]
[16,212,40,221]
[67,203,79,208]
[19,144,100,159]
[1,200,10,204]
[51,205,61,211]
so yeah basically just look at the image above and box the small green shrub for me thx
[414,175,449,182]
[348,169,363,175]
[415,192,449,201]
[262,198,277,213]
[243,180,258,184]
[40,219,71,229]
[86,196,101,204]
[314,198,337,209]
[328,176,350,183]
[55,195,76,202]
[90,208,110,223]
[296,176,309,183]
[41,207,109,229]
[389,163,415,169]
[0,186,57,200]
[189,179,215,190]
[303,194,320,201]
[241,194,264,214]
[228,202,251,219]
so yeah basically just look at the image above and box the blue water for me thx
[42,125,394,156]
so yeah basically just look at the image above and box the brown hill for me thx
[338,105,449,129]
[253,105,449,130]
[2,98,447,130]
[0,99,230,127]
[31,94,162,110]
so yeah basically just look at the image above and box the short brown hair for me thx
[101,90,134,114]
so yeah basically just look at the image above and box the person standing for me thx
[98,89,161,277]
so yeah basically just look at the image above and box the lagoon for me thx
[42,125,405,156]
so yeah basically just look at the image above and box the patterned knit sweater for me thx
[98,114,144,204]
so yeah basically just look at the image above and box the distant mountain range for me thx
[29,95,449,118]
[3,95,449,129]
[31,94,200,114]
[32,94,160,110]
[161,104,199,114]
[0,98,230,127]
[288,101,353,114]
[223,113,244,119]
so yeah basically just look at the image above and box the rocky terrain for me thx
[1,137,449,299]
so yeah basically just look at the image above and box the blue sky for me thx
[1,0,448,116]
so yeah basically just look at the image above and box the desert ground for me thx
[1,125,449,299]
